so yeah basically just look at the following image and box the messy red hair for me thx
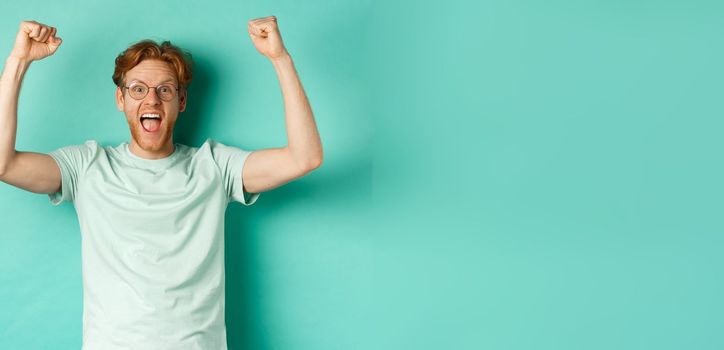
[112,40,193,89]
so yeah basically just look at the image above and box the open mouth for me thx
[140,113,162,133]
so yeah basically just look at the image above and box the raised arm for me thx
[0,21,64,194]
[240,16,323,194]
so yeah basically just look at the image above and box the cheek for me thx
[124,101,140,114]
[124,105,139,123]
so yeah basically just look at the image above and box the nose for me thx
[144,87,162,104]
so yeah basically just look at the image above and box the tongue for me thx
[142,119,161,132]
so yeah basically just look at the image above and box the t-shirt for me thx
[47,138,260,350]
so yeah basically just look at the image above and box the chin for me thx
[129,124,172,151]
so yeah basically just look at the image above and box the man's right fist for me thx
[10,20,62,62]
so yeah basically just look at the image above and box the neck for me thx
[129,140,175,159]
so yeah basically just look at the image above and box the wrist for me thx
[6,55,32,67]
[3,56,31,83]
[270,51,291,64]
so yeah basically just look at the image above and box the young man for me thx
[0,17,322,349]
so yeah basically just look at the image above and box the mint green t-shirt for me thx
[48,138,259,350]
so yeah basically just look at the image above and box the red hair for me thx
[112,40,193,89]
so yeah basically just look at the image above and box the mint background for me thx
[2,0,723,349]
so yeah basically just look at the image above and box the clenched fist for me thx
[248,16,289,60]
[10,20,62,62]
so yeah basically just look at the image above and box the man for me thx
[0,17,322,349]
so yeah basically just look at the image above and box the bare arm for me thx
[0,21,64,194]
[0,56,27,174]
[242,16,323,194]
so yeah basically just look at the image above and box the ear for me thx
[115,86,124,111]
[179,88,187,112]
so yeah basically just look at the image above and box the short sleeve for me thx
[47,140,99,205]
[208,139,260,206]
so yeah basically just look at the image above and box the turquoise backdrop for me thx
[2,0,723,349]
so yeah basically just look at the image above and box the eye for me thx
[131,85,146,93]
[158,86,172,94]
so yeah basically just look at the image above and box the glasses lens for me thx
[128,83,148,99]
[157,85,175,101]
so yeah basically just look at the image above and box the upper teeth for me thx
[142,114,160,119]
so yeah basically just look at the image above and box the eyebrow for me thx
[129,78,177,85]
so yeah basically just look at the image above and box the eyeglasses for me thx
[122,81,180,101]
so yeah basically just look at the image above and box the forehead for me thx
[125,59,177,84]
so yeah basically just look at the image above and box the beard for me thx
[128,118,176,152]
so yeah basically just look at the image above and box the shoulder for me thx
[202,138,252,152]
[197,138,236,155]
[50,139,102,156]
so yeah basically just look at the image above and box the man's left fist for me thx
[248,16,288,60]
